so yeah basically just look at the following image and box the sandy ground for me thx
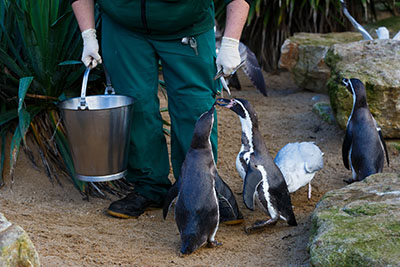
[1,70,399,266]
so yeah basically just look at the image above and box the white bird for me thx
[274,142,324,200]
[341,0,400,41]
[376,27,390,40]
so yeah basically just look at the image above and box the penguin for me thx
[274,142,324,200]
[163,104,242,254]
[216,98,297,233]
[341,78,389,184]
[341,0,400,40]
[215,25,267,96]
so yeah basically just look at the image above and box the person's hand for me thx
[216,37,241,76]
[81,28,102,68]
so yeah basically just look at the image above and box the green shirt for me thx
[97,0,220,40]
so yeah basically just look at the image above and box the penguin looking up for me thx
[341,78,389,184]
[163,104,242,254]
[274,142,324,200]
[217,98,297,233]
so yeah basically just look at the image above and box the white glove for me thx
[216,37,241,76]
[81,28,102,68]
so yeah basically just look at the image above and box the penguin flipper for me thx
[377,127,390,167]
[228,72,242,90]
[342,126,352,170]
[162,181,179,219]
[270,184,297,226]
[215,172,240,218]
[241,43,268,96]
[243,166,263,210]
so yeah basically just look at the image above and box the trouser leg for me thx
[151,28,219,179]
[102,14,170,204]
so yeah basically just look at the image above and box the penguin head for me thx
[190,104,215,149]
[342,78,367,102]
[216,98,258,127]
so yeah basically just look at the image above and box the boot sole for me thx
[107,206,161,219]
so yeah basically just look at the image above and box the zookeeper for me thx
[70,0,251,223]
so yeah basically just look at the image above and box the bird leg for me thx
[245,218,278,234]
[308,182,312,200]
[207,240,222,248]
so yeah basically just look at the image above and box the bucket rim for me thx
[58,94,135,111]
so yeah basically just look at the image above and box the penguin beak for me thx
[216,98,232,107]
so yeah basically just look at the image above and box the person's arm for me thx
[216,0,250,76]
[71,0,95,31]
[71,0,102,68]
[224,0,250,40]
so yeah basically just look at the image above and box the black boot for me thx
[107,192,162,219]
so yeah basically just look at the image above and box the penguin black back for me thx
[173,104,221,254]
[342,78,389,183]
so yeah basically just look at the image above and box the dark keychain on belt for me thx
[103,64,115,95]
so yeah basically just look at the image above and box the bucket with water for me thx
[58,68,134,182]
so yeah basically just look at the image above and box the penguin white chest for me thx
[236,147,250,180]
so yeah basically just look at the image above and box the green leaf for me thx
[9,125,22,180]
[58,60,82,66]
[18,76,34,114]
[0,109,18,127]
[18,108,31,146]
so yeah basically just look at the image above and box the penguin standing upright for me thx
[341,78,389,184]
[163,104,241,254]
[217,98,297,233]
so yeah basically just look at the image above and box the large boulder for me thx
[279,32,363,93]
[0,213,40,266]
[326,39,400,138]
[309,173,400,266]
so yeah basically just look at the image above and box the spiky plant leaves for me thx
[17,76,33,146]
[17,77,33,113]
[18,108,30,146]
[9,124,22,182]
[0,109,18,127]
[58,60,82,66]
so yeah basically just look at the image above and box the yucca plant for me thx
[0,0,132,197]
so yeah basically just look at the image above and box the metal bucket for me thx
[58,68,134,182]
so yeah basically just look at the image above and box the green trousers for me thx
[102,14,220,204]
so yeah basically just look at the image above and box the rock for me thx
[0,213,40,266]
[326,39,400,138]
[309,173,400,266]
[279,32,363,94]
[312,102,336,124]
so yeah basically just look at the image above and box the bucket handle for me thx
[78,67,90,110]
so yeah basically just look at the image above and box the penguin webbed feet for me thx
[244,219,278,234]
[207,240,222,248]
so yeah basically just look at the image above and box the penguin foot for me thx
[245,219,277,234]
[207,240,222,248]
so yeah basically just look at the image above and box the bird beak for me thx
[216,98,234,108]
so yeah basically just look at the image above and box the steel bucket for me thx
[58,68,134,182]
